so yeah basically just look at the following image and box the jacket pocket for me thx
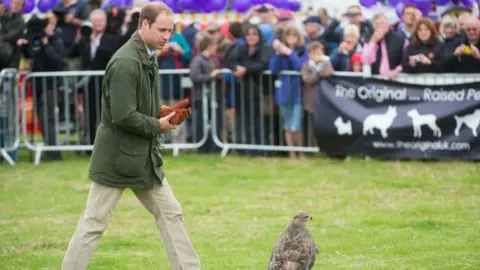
[115,133,149,177]
[152,145,163,168]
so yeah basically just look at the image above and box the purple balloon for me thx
[395,2,405,18]
[101,0,123,8]
[124,0,133,7]
[461,0,473,8]
[211,0,227,12]
[414,0,432,16]
[23,0,34,13]
[232,0,251,13]
[389,0,401,6]
[37,0,57,12]
[178,0,197,10]
[359,0,376,8]
[287,0,300,11]
[252,0,264,4]
[3,0,11,10]
[436,0,451,5]
[269,0,283,8]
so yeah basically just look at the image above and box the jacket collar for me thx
[131,30,155,67]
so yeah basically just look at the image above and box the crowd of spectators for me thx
[1,0,480,160]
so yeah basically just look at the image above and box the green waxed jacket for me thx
[88,31,165,189]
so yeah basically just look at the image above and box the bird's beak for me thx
[309,216,313,220]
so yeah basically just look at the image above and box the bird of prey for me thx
[268,212,318,270]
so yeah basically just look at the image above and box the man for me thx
[302,15,331,55]
[0,0,25,70]
[62,2,201,270]
[450,16,480,73]
[69,8,121,151]
[361,13,409,79]
[394,4,420,41]
[321,5,373,45]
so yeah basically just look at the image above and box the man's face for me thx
[0,4,6,16]
[304,22,319,36]
[259,11,271,23]
[346,7,361,24]
[465,21,479,42]
[142,12,174,50]
[373,16,389,33]
[402,7,416,25]
[91,13,107,33]
[10,0,23,13]
[458,13,472,31]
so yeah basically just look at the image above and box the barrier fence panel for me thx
[21,69,209,165]
[210,70,320,158]
[0,69,20,166]
[158,69,208,156]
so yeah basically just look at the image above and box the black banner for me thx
[314,75,480,160]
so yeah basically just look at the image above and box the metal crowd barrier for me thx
[0,68,20,166]
[210,69,319,158]
[1,67,479,166]
[20,69,208,165]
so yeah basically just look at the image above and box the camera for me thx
[80,21,93,37]
[104,5,126,34]
[24,15,48,53]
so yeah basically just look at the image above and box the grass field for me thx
[0,152,479,269]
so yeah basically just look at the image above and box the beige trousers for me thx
[62,179,201,270]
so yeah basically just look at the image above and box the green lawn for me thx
[0,153,479,269]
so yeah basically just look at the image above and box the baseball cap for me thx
[277,11,293,22]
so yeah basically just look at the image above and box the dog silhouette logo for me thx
[334,116,352,136]
[454,109,480,137]
[407,109,442,138]
[363,106,398,138]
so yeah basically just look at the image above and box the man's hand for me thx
[454,45,465,56]
[158,98,192,126]
[409,55,418,67]
[234,65,247,77]
[159,111,176,133]
[387,69,399,80]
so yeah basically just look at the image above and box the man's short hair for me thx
[308,41,324,54]
[89,8,106,20]
[372,13,387,23]
[402,4,416,15]
[198,33,214,52]
[138,2,173,29]
[228,22,243,39]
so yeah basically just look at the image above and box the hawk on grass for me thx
[268,212,318,270]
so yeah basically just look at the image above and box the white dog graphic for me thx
[363,105,398,138]
[334,116,352,135]
[407,109,442,138]
[454,109,480,137]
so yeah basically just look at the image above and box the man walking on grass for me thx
[62,2,200,270]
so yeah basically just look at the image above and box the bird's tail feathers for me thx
[281,261,300,270]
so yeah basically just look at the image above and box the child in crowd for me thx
[301,41,333,118]
[350,53,363,72]
[189,34,221,153]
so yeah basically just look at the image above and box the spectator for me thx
[119,7,140,47]
[394,4,420,42]
[244,4,275,42]
[156,31,191,101]
[182,21,201,50]
[189,34,221,153]
[329,24,362,71]
[302,15,331,55]
[20,14,66,161]
[301,41,333,133]
[317,7,331,28]
[322,5,373,46]
[269,24,308,160]
[226,24,273,155]
[402,18,444,73]
[269,10,293,44]
[439,15,463,54]
[0,0,25,70]
[68,8,121,149]
[53,0,91,65]
[449,16,480,73]
[206,23,231,67]
[361,13,409,79]
[350,53,362,72]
